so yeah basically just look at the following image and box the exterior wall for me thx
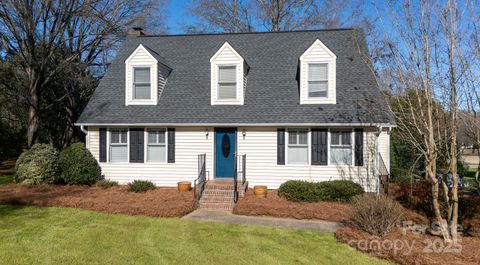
[378,129,391,170]
[87,126,387,192]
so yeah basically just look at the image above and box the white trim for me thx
[125,45,158,106]
[210,42,245,105]
[299,39,336,105]
[144,128,168,164]
[328,128,354,166]
[107,128,129,163]
[285,128,310,165]
[76,122,395,127]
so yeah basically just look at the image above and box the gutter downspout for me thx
[80,125,89,149]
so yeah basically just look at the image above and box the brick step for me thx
[202,189,235,196]
[199,202,235,210]
[200,195,235,203]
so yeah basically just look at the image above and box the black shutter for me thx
[312,129,328,165]
[99,128,107,162]
[129,128,144,163]
[167,128,175,163]
[277,129,285,165]
[354,129,364,166]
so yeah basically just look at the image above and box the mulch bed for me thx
[233,189,352,222]
[0,184,197,217]
[336,226,480,265]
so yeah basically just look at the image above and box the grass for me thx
[0,205,390,265]
[0,175,13,185]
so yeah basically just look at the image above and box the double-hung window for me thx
[147,129,166,162]
[109,129,128,162]
[308,63,328,98]
[133,67,151,100]
[217,66,237,100]
[330,130,352,165]
[287,129,308,164]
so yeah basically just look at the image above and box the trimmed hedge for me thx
[58,143,101,185]
[128,180,156,193]
[278,180,364,202]
[15,144,60,185]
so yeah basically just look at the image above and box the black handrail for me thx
[233,154,246,203]
[233,154,239,203]
[194,154,206,201]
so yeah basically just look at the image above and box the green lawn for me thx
[0,175,13,185]
[0,205,390,265]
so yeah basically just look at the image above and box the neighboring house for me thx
[77,28,394,201]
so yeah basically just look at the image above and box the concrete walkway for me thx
[182,209,340,232]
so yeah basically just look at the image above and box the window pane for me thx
[157,131,166,143]
[148,145,166,162]
[110,145,128,162]
[288,146,308,164]
[298,131,308,145]
[134,84,151,99]
[218,66,236,83]
[288,131,297,144]
[308,81,328,98]
[148,130,165,144]
[331,147,352,165]
[342,132,351,145]
[309,63,328,81]
[134,68,150,83]
[218,83,236,99]
[111,131,119,144]
[148,131,157,144]
[331,132,340,145]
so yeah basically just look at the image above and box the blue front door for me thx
[215,129,236,178]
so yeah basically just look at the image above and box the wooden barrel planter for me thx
[177,181,192,192]
[253,186,268,198]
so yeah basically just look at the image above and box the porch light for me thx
[242,129,246,139]
[205,129,209,139]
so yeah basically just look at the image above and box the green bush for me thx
[317,180,364,202]
[278,180,364,202]
[58,143,101,185]
[97,179,118,189]
[127,180,155,193]
[15,144,60,185]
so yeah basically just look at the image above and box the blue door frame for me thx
[214,128,236,178]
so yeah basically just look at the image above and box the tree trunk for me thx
[27,72,40,148]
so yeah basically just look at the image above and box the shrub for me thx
[128,180,155,193]
[352,194,404,237]
[278,180,364,202]
[15,144,60,185]
[278,180,323,202]
[58,143,101,185]
[317,180,364,202]
[97,179,118,189]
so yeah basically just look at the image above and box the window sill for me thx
[126,100,157,106]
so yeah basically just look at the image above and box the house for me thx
[77,28,394,208]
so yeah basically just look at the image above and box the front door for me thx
[215,128,236,178]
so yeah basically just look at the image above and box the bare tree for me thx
[187,0,362,33]
[377,0,476,242]
[0,0,164,148]
[187,0,253,33]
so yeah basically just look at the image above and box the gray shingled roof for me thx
[77,29,394,125]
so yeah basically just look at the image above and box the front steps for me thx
[199,180,248,210]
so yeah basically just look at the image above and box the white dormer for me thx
[299,39,337,104]
[125,44,159,106]
[210,42,246,105]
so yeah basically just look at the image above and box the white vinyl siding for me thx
[217,66,237,99]
[125,44,159,105]
[287,129,308,164]
[299,39,336,104]
[308,63,328,98]
[210,42,245,105]
[133,67,151,100]
[86,126,387,192]
[109,129,128,162]
[330,130,353,165]
[147,129,166,162]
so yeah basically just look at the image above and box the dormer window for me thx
[308,63,328,98]
[210,42,247,105]
[218,66,237,99]
[300,39,336,104]
[133,67,151,100]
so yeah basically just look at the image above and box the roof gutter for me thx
[75,122,396,128]
[79,125,88,134]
